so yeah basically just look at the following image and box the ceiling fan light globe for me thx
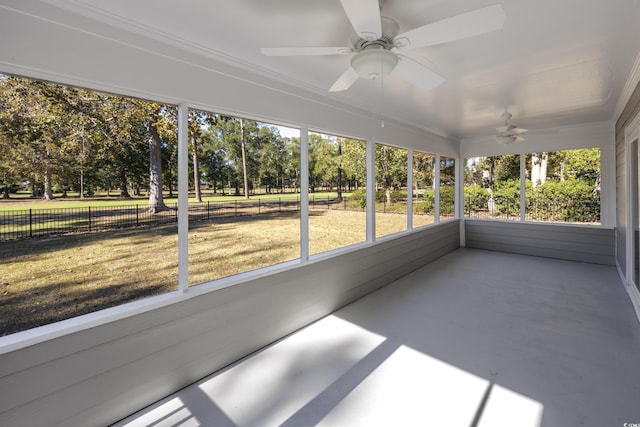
[351,49,398,80]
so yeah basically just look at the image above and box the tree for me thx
[340,139,366,191]
[376,144,408,203]
[531,152,548,188]
[257,126,287,193]
[0,133,21,198]
[0,76,80,200]
[308,133,338,193]
[413,152,434,191]
[188,110,217,202]
[147,109,165,212]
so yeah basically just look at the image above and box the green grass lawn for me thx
[0,209,434,336]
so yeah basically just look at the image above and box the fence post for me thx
[88,206,92,232]
[279,197,281,213]
[327,196,330,210]
[29,209,33,238]
[207,201,210,220]
[258,198,261,215]
[235,200,238,216]
[136,205,139,226]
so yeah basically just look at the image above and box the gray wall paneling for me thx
[465,220,615,265]
[0,221,459,427]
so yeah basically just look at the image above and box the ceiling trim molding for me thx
[614,49,640,122]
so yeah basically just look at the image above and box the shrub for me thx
[440,186,455,216]
[348,188,367,209]
[492,179,522,216]
[417,189,435,214]
[529,180,599,222]
[375,189,407,203]
[464,184,490,214]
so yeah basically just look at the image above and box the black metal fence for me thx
[0,196,367,241]
[464,195,600,223]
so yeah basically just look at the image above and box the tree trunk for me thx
[119,168,131,199]
[148,120,166,213]
[531,152,548,188]
[191,136,202,203]
[1,187,10,199]
[240,119,250,199]
[42,166,54,200]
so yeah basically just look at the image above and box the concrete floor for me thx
[114,248,640,427]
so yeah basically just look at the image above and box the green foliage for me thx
[349,188,367,209]
[413,152,434,188]
[492,179,522,216]
[417,189,435,214]
[464,184,490,213]
[415,187,454,215]
[529,179,600,222]
[375,189,407,203]
[464,178,600,222]
[494,154,520,182]
[439,186,455,216]
[376,144,407,190]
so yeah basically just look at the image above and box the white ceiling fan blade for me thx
[496,135,525,144]
[497,126,528,135]
[509,127,528,135]
[339,0,382,40]
[392,56,444,91]
[329,67,360,92]
[261,47,352,56]
[394,4,505,50]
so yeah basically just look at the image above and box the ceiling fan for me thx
[261,0,506,92]
[496,112,527,144]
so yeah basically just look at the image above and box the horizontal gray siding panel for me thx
[465,220,615,265]
[0,221,459,427]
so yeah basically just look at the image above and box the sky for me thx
[275,125,301,139]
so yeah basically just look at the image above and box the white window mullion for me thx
[300,128,309,260]
[454,155,462,219]
[407,149,413,230]
[455,155,465,246]
[366,139,376,242]
[434,154,441,224]
[177,103,189,293]
[520,153,526,221]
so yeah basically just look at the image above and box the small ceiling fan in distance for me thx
[496,112,527,144]
[261,0,506,92]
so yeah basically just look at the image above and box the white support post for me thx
[454,155,462,219]
[407,149,413,230]
[434,154,441,224]
[456,155,465,246]
[177,103,189,293]
[366,139,376,242]
[300,128,309,261]
[520,153,526,221]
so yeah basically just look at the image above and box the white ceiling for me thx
[47,0,640,139]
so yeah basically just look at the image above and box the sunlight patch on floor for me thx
[317,344,489,426]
